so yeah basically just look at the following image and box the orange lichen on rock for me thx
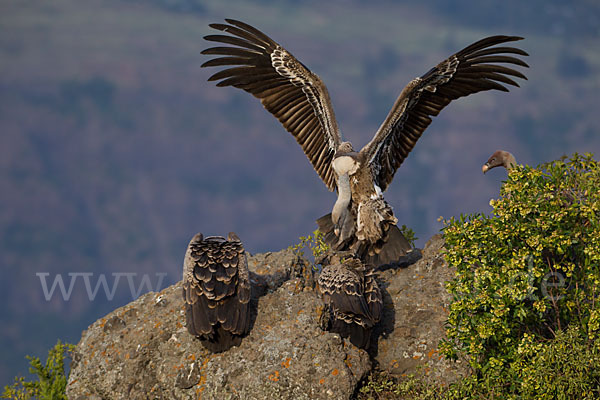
[331,368,339,376]
[196,357,211,390]
[281,357,291,368]
[268,370,280,382]
[198,373,207,387]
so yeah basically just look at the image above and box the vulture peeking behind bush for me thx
[482,150,517,173]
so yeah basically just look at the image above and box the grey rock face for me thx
[67,248,370,400]
[67,236,467,399]
[373,234,468,384]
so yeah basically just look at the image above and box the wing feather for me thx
[361,35,528,191]
[182,233,251,345]
[202,19,342,191]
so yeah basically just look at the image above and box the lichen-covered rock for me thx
[67,237,468,399]
[373,234,469,385]
[66,248,370,400]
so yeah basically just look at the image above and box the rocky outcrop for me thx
[67,249,370,400]
[67,236,467,399]
[373,234,468,384]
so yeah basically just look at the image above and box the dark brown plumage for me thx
[317,256,382,349]
[202,19,528,266]
[182,232,251,352]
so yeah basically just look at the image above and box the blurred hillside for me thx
[1,0,600,385]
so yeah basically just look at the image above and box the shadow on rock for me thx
[368,248,421,357]
[377,248,422,272]
[367,278,394,358]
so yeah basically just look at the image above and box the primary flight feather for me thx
[202,19,528,265]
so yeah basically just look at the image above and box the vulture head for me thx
[335,141,355,156]
[333,142,361,177]
[482,150,517,173]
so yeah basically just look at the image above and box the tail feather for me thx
[316,214,412,266]
[362,224,412,266]
[316,213,343,249]
[331,319,372,349]
[199,325,243,353]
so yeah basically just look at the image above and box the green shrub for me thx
[440,153,600,397]
[2,340,73,400]
[356,367,445,400]
[289,229,330,261]
[399,224,418,248]
[513,326,600,399]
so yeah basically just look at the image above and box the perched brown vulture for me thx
[182,232,251,352]
[317,256,382,349]
[482,150,517,173]
[201,19,528,266]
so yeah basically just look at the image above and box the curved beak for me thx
[482,164,490,174]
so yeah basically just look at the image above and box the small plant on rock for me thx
[289,229,330,263]
[399,224,418,248]
[2,340,74,400]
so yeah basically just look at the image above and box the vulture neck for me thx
[504,152,517,170]
[332,173,352,228]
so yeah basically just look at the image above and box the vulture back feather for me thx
[318,257,382,349]
[182,232,251,352]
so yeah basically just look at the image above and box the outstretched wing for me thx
[202,19,342,191]
[361,36,529,191]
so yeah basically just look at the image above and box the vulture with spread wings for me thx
[202,19,528,265]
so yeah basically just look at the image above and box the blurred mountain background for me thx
[1,0,599,385]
